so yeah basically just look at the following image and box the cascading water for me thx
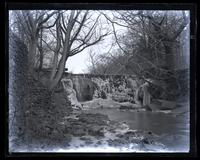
[72,76,95,102]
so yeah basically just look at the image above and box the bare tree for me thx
[87,50,99,74]
[115,10,189,70]
[11,10,58,72]
[44,11,110,90]
[100,10,189,77]
[10,10,110,90]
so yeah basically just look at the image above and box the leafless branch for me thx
[37,11,58,28]
[170,11,188,40]
[70,11,89,45]
[70,33,109,56]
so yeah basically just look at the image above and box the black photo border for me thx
[1,1,198,159]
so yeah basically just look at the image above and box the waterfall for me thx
[72,76,95,102]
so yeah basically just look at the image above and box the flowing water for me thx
[83,108,190,152]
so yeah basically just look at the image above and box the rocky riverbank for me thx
[14,110,170,152]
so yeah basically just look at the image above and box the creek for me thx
[83,108,189,152]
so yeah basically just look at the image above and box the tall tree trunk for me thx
[38,29,43,70]
[49,11,75,90]
[38,49,43,70]
[164,43,175,70]
[49,13,63,88]
[50,14,61,81]
[49,53,68,90]
[28,37,38,73]
[50,52,58,81]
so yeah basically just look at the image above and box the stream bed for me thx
[83,108,190,152]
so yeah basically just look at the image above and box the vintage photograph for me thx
[9,9,190,152]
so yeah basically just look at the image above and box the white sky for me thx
[65,11,125,74]
[66,33,115,73]
[66,50,90,73]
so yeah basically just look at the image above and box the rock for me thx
[78,113,109,126]
[115,131,136,142]
[96,141,102,145]
[119,105,133,110]
[125,130,136,136]
[88,126,105,137]
[85,139,93,145]
[156,99,177,109]
[112,92,132,102]
[141,138,154,144]
[63,133,72,140]
[80,137,91,141]
[70,125,87,136]
[119,102,141,110]
[107,138,129,147]
[171,103,189,116]
[63,112,114,138]
[127,89,135,97]
[126,78,138,90]
[116,122,129,132]
[64,113,112,138]
[101,90,107,99]
[81,98,121,109]
[144,105,152,111]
